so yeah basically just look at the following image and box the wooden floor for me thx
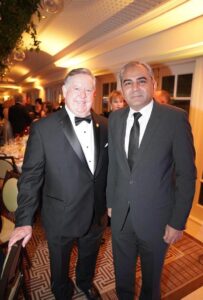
[19,217,203,300]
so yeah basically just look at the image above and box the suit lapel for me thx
[132,101,162,171]
[120,108,131,172]
[60,108,90,171]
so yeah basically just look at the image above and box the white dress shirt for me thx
[65,106,95,174]
[125,100,153,157]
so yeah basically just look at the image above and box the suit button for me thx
[129,180,133,184]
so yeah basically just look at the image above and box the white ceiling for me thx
[1,0,203,93]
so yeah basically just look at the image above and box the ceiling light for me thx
[42,0,64,14]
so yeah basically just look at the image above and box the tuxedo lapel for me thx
[60,108,90,171]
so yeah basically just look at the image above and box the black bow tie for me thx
[75,115,92,126]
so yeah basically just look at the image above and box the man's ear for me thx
[153,80,157,91]
[62,85,66,98]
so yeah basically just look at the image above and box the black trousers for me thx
[112,210,168,300]
[47,223,105,300]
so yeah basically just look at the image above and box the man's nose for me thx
[80,89,87,98]
[132,81,139,89]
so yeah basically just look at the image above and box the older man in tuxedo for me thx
[107,61,196,300]
[9,68,108,300]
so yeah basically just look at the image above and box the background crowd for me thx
[0,95,65,146]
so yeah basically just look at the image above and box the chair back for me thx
[0,159,13,180]
[0,240,23,300]
[0,156,19,174]
[2,177,18,213]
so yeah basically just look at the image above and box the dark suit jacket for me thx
[9,103,31,135]
[107,101,196,240]
[15,108,108,240]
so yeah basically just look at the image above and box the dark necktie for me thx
[128,112,142,170]
[75,115,92,126]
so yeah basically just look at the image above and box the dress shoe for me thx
[79,283,102,300]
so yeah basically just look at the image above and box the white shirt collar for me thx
[128,99,153,119]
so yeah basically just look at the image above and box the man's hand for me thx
[163,224,183,245]
[8,226,32,252]
[108,208,112,218]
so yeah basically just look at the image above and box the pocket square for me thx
[104,143,108,148]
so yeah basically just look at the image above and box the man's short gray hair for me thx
[119,61,154,85]
[64,68,96,87]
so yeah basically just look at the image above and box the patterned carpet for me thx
[20,217,203,300]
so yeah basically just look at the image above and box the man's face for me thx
[62,74,95,117]
[121,65,156,111]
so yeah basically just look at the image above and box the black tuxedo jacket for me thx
[15,108,108,239]
[107,101,196,239]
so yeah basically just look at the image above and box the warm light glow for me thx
[39,34,72,56]
[0,83,20,89]
[35,85,43,90]
[3,95,10,101]
[25,77,37,83]
[159,42,203,61]
[55,55,88,68]
[34,79,43,90]
[11,65,30,76]
[170,42,203,53]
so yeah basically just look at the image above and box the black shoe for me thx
[79,283,102,300]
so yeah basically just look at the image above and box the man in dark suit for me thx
[8,93,31,136]
[9,68,108,300]
[107,61,196,300]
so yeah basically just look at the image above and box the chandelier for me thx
[43,0,64,14]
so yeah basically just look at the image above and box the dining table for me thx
[0,135,28,173]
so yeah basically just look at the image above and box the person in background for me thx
[109,90,126,112]
[1,99,13,144]
[107,61,196,300]
[9,68,108,300]
[154,89,171,104]
[0,103,3,120]
[8,94,31,137]
[34,98,45,120]
[42,101,53,117]
[23,95,35,121]
[103,90,126,118]
[52,101,61,112]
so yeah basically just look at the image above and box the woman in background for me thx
[109,90,126,112]
[2,99,13,144]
